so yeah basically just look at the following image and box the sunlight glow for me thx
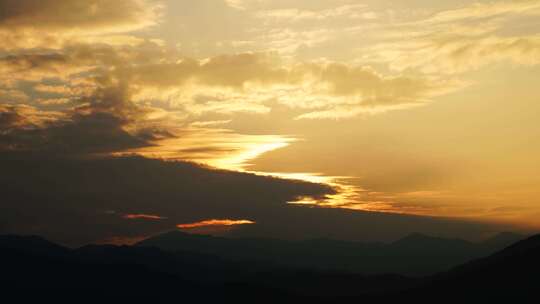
[209,141,291,171]
[120,128,426,216]
[177,219,256,229]
[115,128,295,171]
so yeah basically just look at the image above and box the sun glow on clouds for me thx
[119,127,295,171]
[284,176,422,215]
[177,219,255,229]
[211,141,290,170]
[122,214,166,220]
[120,127,411,215]
[2,0,538,231]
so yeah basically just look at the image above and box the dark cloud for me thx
[0,0,159,30]
[0,154,334,245]
[0,104,64,130]
[0,78,160,154]
[0,75,517,246]
[0,71,518,246]
[0,0,528,247]
[0,0,161,50]
[0,66,341,245]
[0,109,23,129]
[0,152,516,246]
[0,45,140,81]
[0,53,68,73]
[0,111,154,154]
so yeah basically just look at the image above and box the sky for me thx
[1,0,540,245]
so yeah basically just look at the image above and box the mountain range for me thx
[1,231,537,302]
[136,230,524,275]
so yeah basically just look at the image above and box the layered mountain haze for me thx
[137,230,525,275]
[1,233,538,302]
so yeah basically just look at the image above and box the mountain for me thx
[0,234,417,302]
[0,234,70,256]
[388,234,540,302]
[481,231,525,248]
[0,235,298,303]
[0,233,538,303]
[136,231,525,275]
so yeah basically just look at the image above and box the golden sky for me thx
[1,0,540,243]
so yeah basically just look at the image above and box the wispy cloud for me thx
[362,0,540,74]
[0,0,161,50]
[123,214,167,220]
[177,219,255,229]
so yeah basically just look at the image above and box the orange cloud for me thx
[0,0,161,50]
[122,214,166,220]
[177,219,255,229]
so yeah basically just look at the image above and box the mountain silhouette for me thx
[481,231,524,248]
[0,235,298,303]
[0,234,70,257]
[387,234,540,302]
[137,231,524,275]
[1,233,536,303]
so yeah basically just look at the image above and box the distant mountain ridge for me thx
[136,231,525,275]
[0,232,538,302]
[391,234,540,302]
[0,234,70,256]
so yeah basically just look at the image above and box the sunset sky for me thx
[1,0,540,245]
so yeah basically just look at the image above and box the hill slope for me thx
[137,231,524,275]
[388,234,540,302]
[2,233,537,303]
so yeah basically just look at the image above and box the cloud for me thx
[0,0,533,246]
[0,108,23,129]
[0,153,514,245]
[0,0,159,30]
[0,0,161,50]
[0,112,151,153]
[116,127,295,171]
[123,214,167,220]
[1,44,452,121]
[0,154,334,245]
[0,52,93,83]
[120,52,451,118]
[363,0,540,74]
[177,219,255,229]
[189,120,232,127]
[0,104,65,130]
[422,1,540,24]
[223,0,361,11]
[382,35,540,74]
[224,0,248,10]
[177,219,256,235]
[254,4,372,23]
[294,103,422,120]
[0,78,168,154]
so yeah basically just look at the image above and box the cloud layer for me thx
[0,0,160,50]
[1,153,512,245]
[1,0,539,243]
